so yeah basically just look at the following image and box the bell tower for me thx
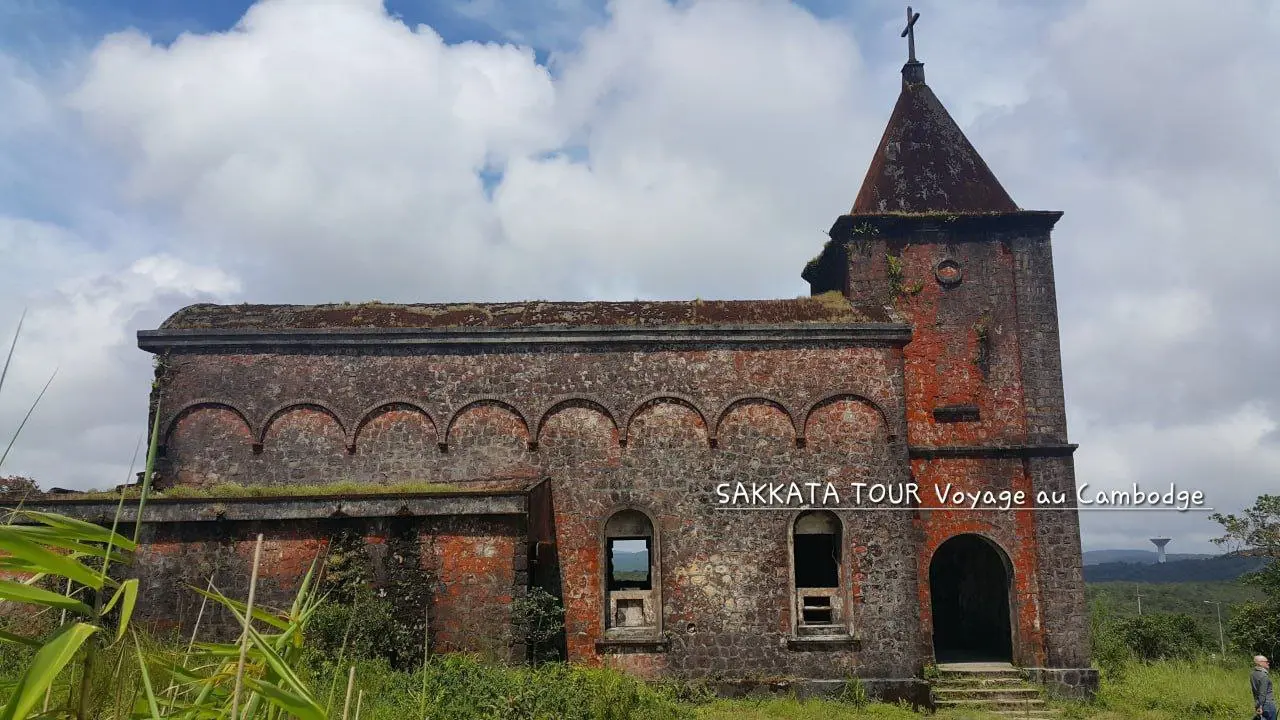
[803,9,1092,678]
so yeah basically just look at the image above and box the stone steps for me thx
[934,686,1041,701]
[932,664,1058,718]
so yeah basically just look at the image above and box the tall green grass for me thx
[1088,658,1255,718]
[304,655,693,720]
[2,623,1269,720]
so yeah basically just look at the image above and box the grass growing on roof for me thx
[58,480,464,501]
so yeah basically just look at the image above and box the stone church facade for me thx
[77,52,1092,699]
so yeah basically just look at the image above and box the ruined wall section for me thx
[133,515,525,659]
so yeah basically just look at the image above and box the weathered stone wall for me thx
[834,214,1091,674]
[151,342,922,680]
[543,393,918,681]
[131,515,525,659]
[155,347,904,490]
[143,209,1090,682]
[1009,235,1092,669]
[911,457,1045,666]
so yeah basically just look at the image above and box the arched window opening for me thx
[793,511,842,631]
[605,510,657,633]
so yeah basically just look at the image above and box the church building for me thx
[61,18,1095,702]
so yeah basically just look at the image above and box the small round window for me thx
[935,259,963,287]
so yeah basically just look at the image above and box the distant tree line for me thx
[1089,494,1280,677]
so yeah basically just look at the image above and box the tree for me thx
[1211,494,1280,658]
[1211,494,1280,557]
[0,474,38,496]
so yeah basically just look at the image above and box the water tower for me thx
[1150,537,1172,563]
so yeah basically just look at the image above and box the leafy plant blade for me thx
[0,527,103,589]
[0,579,93,616]
[0,622,97,720]
[21,511,138,551]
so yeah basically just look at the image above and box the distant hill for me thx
[611,550,649,573]
[1084,555,1270,583]
[1083,549,1217,565]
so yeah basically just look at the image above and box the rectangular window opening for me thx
[793,533,839,588]
[607,537,651,591]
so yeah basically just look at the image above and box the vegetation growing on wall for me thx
[510,587,565,666]
[972,310,992,377]
[55,481,463,501]
[307,525,432,671]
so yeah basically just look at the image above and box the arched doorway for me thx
[929,534,1013,663]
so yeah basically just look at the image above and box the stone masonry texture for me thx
[821,209,1092,684]
[147,340,923,680]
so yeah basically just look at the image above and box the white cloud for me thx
[0,221,238,487]
[1076,404,1280,550]
[0,0,1277,553]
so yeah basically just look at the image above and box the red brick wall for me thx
[426,517,521,657]
[888,240,1046,666]
[912,458,1045,667]
[836,220,1089,670]
[131,516,524,658]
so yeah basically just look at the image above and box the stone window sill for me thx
[596,632,668,653]
[786,634,860,651]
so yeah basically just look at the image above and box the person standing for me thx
[1255,655,1276,720]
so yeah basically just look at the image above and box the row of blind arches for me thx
[161,391,896,453]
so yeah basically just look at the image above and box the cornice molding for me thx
[137,323,913,352]
[909,443,1078,460]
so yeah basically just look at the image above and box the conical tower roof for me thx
[851,61,1017,215]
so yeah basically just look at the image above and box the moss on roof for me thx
[27,479,555,503]
[159,296,891,331]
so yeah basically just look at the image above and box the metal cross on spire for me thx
[901,6,921,62]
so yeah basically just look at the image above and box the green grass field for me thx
[691,659,1258,719]
[1,637,1262,720]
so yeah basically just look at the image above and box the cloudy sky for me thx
[1,0,1277,552]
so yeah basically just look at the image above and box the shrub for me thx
[0,474,38,496]
[510,586,566,665]
[305,527,431,670]
[1228,599,1280,660]
[1088,596,1131,680]
[1114,613,1208,661]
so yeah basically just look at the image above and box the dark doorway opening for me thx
[929,534,1013,663]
